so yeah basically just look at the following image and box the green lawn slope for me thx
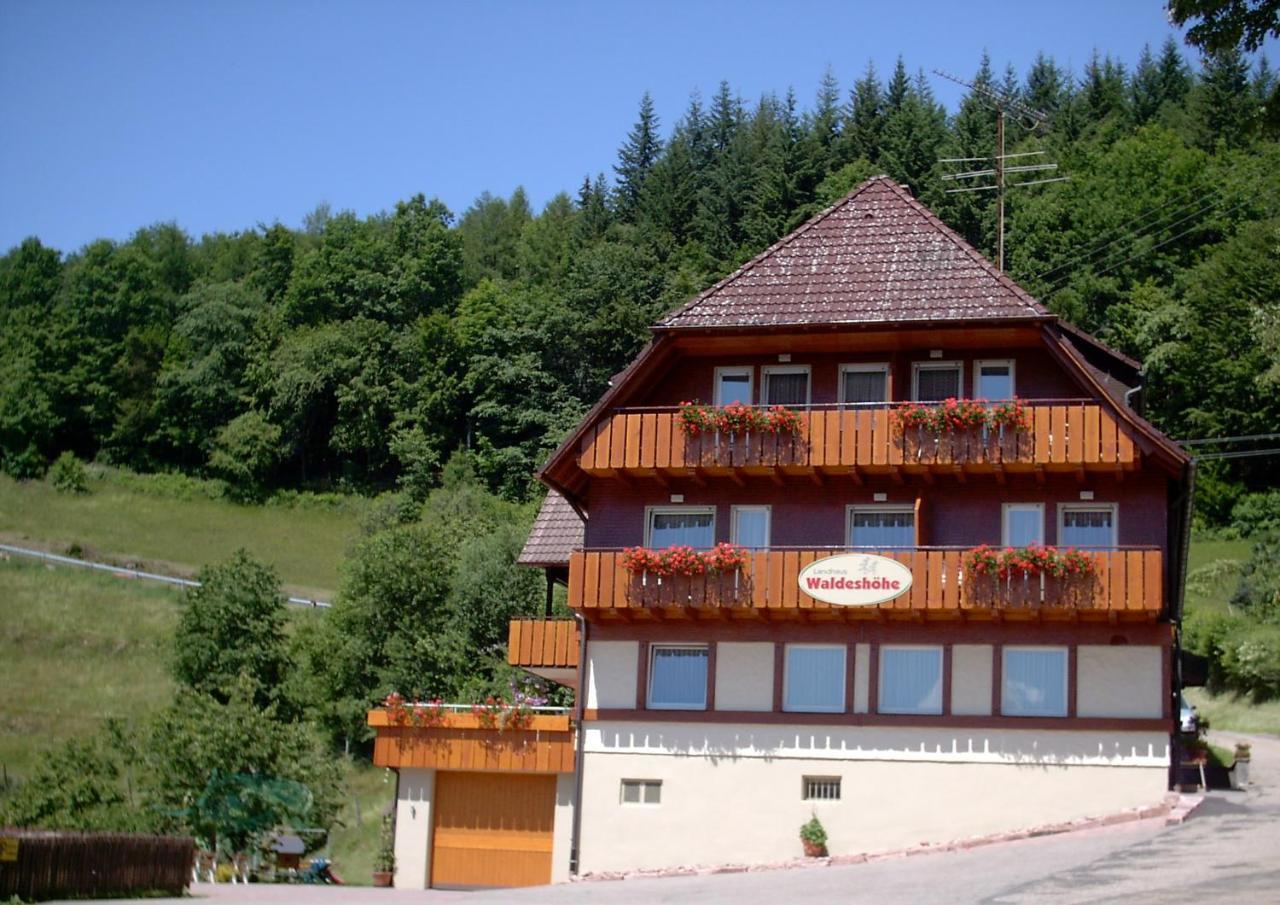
[0,471,364,600]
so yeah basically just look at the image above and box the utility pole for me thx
[933,70,1067,273]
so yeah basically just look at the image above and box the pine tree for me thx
[1025,53,1066,115]
[1081,51,1130,124]
[798,67,842,189]
[744,92,801,247]
[886,57,910,112]
[840,62,885,165]
[940,54,999,254]
[880,71,947,195]
[1131,44,1163,124]
[1157,38,1192,108]
[1193,47,1257,148]
[614,92,662,223]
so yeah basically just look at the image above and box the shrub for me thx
[47,451,89,494]
[1230,491,1280,538]
[1184,608,1280,701]
[1230,534,1280,624]
[799,815,828,847]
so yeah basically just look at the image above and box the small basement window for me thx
[803,776,842,801]
[621,779,662,805]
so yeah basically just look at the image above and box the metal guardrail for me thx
[0,542,331,608]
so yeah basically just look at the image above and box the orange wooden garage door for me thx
[430,771,557,888]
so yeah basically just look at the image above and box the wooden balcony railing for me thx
[508,619,579,670]
[369,708,575,773]
[568,548,1163,619]
[577,402,1137,479]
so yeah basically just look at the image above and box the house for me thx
[369,176,1193,888]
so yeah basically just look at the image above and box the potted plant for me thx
[372,814,395,887]
[799,815,828,858]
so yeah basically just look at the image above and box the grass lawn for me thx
[1183,535,1251,616]
[1186,688,1280,737]
[0,472,365,600]
[0,556,181,783]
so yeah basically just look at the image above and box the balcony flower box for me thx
[622,543,750,607]
[894,398,1031,464]
[963,544,1099,608]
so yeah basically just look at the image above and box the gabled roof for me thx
[659,175,1052,331]
[517,491,584,567]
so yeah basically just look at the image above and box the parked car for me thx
[1179,695,1199,734]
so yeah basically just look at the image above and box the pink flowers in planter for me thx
[621,542,749,577]
[964,543,1097,580]
[677,401,803,437]
[893,397,1030,433]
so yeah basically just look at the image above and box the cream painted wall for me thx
[577,736,1169,874]
[586,640,638,709]
[951,644,993,716]
[551,773,576,883]
[393,768,434,889]
[854,643,870,713]
[715,642,774,711]
[584,721,1168,766]
[1078,645,1164,718]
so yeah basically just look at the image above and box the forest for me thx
[2,40,1279,525]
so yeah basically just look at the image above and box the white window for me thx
[714,366,753,406]
[1002,503,1045,547]
[731,505,771,549]
[646,506,715,548]
[1002,647,1068,717]
[839,363,890,405]
[620,779,662,805]
[878,645,943,714]
[647,645,708,710]
[784,645,846,713]
[912,361,962,401]
[974,360,1015,400]
[1058,504,1118,549]
[802,776,842,801]
[761,365,811,407]
[847,505,915,548]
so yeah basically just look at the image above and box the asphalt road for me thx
[55,731,1280,905]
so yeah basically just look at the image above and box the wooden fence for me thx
[0,830,193,901]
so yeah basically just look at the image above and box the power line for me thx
[1178,432,1280,446]
[1192,447,1280,462]
[1033,184,1230,283]
[1040,192,1235,294]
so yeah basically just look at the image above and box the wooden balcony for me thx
[508,619,580,688]
[568,548,1163,622]
[369,709,575,773]
[577,402,1137,482]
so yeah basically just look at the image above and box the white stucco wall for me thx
[951,644,994,716]
[576,723,1169,874]
[715,642,774,711]
[551,772,576,883]
[393,768,434,889]
[853,643,870,713]
[1077,645,1164,718]
[585,640,639,709]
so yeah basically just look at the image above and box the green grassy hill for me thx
[0,554,388,881]
[0,470,363,599]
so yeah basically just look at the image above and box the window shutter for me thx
[914,497,924,547]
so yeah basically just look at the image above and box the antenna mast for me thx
[933,69,1067,272]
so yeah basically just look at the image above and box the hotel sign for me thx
[797,553,913,607]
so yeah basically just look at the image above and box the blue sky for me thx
[1,1,1274,253]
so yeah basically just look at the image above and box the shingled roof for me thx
[517,491,584,567]
[658,175,1052,330]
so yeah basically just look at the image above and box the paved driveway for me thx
[56,731,1279,905]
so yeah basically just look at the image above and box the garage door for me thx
[430,771,557,888]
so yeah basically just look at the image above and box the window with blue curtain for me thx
[848,508,915,548]
[648,646,708,709]
[878,646,943,714]
[784,646,846,712]
[648,509,715,547]
[1002,648,1068,716]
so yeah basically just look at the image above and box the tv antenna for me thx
[933,69,1068,272]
